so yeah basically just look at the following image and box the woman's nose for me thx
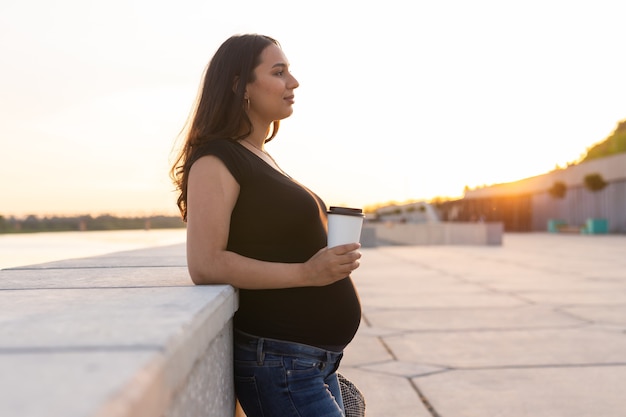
[289,74,299,89]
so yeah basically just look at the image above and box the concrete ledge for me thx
[0,243,238,417]
[364,222,503,246]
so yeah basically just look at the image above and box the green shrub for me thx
[548,181,567,199]
[584,173,607,192]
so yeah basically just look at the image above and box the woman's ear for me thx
[232,76,240,94]
[232,76,249,99]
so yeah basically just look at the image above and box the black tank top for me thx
[200,138,361,349]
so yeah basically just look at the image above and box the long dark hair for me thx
[171,34,280,221]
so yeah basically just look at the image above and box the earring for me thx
[244,98,250,111]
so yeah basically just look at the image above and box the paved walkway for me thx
[340,233,626,417]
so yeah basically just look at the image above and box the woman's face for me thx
[246,44,299,123]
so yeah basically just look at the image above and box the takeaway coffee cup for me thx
[327,207,365,248]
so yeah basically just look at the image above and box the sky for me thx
[1,0,625,217]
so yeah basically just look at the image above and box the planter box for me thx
[547,219,566,233]
[585,218,608,234]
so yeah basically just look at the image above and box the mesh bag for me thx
[338,373,366,417]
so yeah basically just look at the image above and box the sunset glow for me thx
[1,0,625,216]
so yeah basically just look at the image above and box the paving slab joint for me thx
[409,378,442,417]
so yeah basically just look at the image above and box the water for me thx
[0,228,187,269]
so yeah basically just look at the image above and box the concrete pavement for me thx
[340,232,626,417]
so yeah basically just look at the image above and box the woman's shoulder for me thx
[198,138,251,181]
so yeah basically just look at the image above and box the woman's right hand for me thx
[302,243,362,286]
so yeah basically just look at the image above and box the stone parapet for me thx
[0,243,238,417]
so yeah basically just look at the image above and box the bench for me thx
[556,224,583,233]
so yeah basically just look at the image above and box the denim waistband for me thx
[234,330,343,363]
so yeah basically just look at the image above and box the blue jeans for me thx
[234,330,345,417]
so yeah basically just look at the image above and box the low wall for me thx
[363,221,503,246]
[0,243,238,417]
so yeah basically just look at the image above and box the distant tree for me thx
[548,181,567,199]
[0,214,185,234]
[583,173,609,222]
[584,173,608,192]
[21,215,42,232]
[581,119,626,162]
